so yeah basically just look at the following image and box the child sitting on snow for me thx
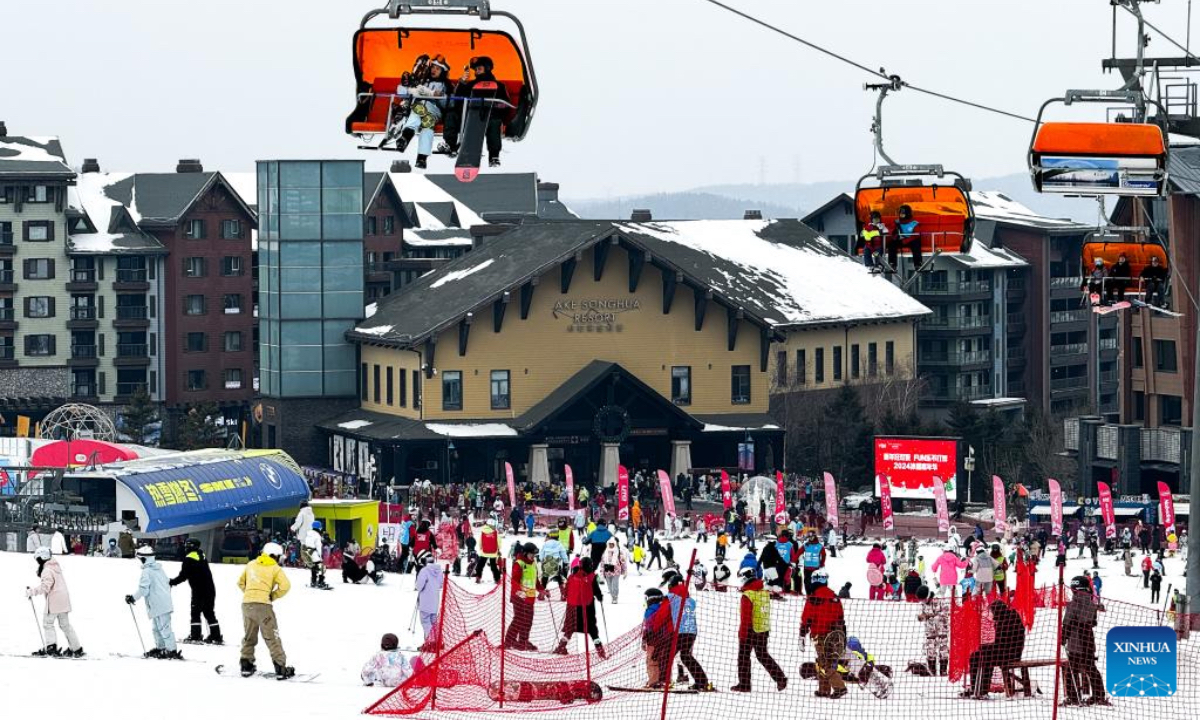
[843,636,892,698]
[361,633,414,687]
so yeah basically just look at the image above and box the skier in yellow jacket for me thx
[237,542,295,679]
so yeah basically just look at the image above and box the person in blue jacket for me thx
[887,204,923,272]
[739,550,762,580]
[125,545,181,659]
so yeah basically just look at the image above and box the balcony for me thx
[1050,309,1089,325]
[115,268,147,283]
[1007,380,1026,396]
[1099,370,1119,384]
[920,315,992,331]
[1006,313,1025,334]
[72,384,98,399]
[1050,276,1083,289]
[69,306,96,320]
[915,279,992,295]
[1050,342,1087,357]
[0,231,13,253]
[66,268,98,290]
[1097,425,1119,460]
[116,343,149,358]
[1063,418,1080,451]
[919,350,992,366]
[115,382,147,398]
[0,306,14,323]
[0,345,14,361]
[114,305,149,327]
[1099,337,1118,352]
[70,344,97,358]
[1050,376,1088,391]
[928,385,993,403]
[0,268,14,286]
[1142,427,1183,464]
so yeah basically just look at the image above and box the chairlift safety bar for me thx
[388,0,491,20]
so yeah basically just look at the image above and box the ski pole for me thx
[128,603,147,656]
[29,595,46,650]
[408,599,420,634]
[597,595,609,645]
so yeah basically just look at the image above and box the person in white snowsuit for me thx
[361,633,414,687]
[290,500,315,543]
[415,555,444,646]
[50,528,68,555]
[914,585,949,676]
[27,547,84,656]
[304,522,327,588]
[947,526,962,552]
[395,55,450,168]
[126,545,180,658]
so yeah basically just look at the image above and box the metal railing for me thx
[72,384,97,397]
[1099,338,1118,351]
[0,307,13,321]
[1097,425,1119,460]
[70,306,96,320]
[116,343,148,358]
[1051,376,1089,391]
[1050,342,1087,357]
[70,268,96,283]
[1063,418,1080,451]
[930,385,993,402]
[115,268,147,282]
[115,382,147,396]
[915,280,992,295]
[1142,427,1183,464]
[116,305,147,320]
[70,344,97,358]
[0,231,13,246]
[1100,370,1119,383]
[921,315,992,330]
[0,346,14,360]
[0,269,14,283]
[919,350,992,365]
[1051,276,1083,289]
[1050,309,1089,324]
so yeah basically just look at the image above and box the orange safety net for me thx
[355,28,527,88]
[1082,241,1168,277]
[855,185,972,255]
[1033,123,1166,158]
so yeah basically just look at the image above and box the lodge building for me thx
[320,217,929,488]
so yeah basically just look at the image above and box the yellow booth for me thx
[259,498,380,550]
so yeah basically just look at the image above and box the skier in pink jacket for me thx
[26,547,84,656]
[930,546,968,598]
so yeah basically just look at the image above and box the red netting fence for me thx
[366,559,1199,720]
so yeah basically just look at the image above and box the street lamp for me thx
[446,440,456,484]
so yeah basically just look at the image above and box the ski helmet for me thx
[135,545,155,558]
[429,54,450,73]
[470,56,494,73]
[644,587,665,604]
[185,538,201,552]
[579,557,595,574]
[33,546,51,562]
[262,542,284,558]
[381,633,399,651]
[1070,575,1092,593]
[312,520,323,530]
[660,569,684,588]
[737,567,757,583]
[811,568,830,586]
[847,637,864,655]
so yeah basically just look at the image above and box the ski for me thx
[180,639,224,646]
[214,664,320,682]
[1130,299,1182,316]
[109,652,191,661]
[1092,301,1131,315]
[607,685,702,694]
[1,652,96,661]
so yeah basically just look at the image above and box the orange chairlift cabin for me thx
[853,77,975,273]
[345,0,537,154]
[1081,227,1168,286]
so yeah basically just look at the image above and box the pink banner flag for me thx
[1097,481,1116,539]
[1158,481,1176,533]
[617,465,631,522]
[932,475,949,534]
[992,475,1007,535]
[877,474,894,531]
[505,462,516,508]
[1048,478,1063,537]
[823,472,840,529]
[657,470,676,527]
[720,470,732,511]
[565,464,575,512]
[774,471,787,525]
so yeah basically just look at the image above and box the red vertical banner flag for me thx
[720,470,733,511]
[617,465,631,522]
[932,475,950,534]
[823,471,840,529]
[992,476,1007,536]
[1158,481,1176,533]
[1048,478,1064,537]
[657,470,677,528]
[774,471,787,525]
[1097,481,1116,539]
[565,464,575,512]
[505,462,517,508]
[878,474,894,531]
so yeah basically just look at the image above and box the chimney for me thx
[536,181,560,203]
[176,158,204,173]
[0,121,7,137]
[81,158,101,174]
[744,210,763,220]
[630,209,652,222]
[469,222,513,250]
[391,160,412,173]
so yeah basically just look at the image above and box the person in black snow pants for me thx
[169,538,222,644]
[647,536,664,570]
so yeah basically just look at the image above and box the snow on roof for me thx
[404,230,475,247]
[429,258,495,288]
[337,419,374,430]
[702,422,781,433]
[365,302,378,318]
[946,241,1029,269]
[68,233,123,253]
[425,422,518,438]
[74,172,138,227]
[390,172,484,227]
[971,191,1082,228]
[624,220,931,327]
[358,324,394,336]
[0,135,67,164]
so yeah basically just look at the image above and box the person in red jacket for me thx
[800,568,847,698]
[552,557,607,658]
[503,542,543,651]
[732,567,787,692]
[410,520,436,570]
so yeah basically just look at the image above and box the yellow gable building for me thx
[320,218,928,488]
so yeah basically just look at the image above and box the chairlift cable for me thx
[1120,1,1200,65]
[697,0,1035,123]
[1135,197,1200,312]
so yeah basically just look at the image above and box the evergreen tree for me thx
[175,402,225,451]
[121,384,158,445]
[818,385,873,489]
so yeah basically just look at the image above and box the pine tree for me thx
[121,384,158,445]
[175,402,225,451]
[819,385,874,489]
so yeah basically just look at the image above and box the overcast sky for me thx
[2,0,1193,198]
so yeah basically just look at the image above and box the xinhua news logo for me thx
[1106,626,1176,697]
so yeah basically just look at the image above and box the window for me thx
[399,368,408,407]
[220,219,242,239]
[384,215,396,235]
[25,296,54,318]
[24,221,52,241]
[1133,391,1145,421]
[815,348,825,384]
[28,185,49,203]
[796,349,806,385]
[373,365,381,403]
[185,332,206,352]
[24,334,55,356]
[24,258,55,280]
[221,256,243,276]
[1154,339,1178,373]
[222,293,242,314]
[185,219,205,239]
[731,365,751,404]
[1132,337,1144,368]
[413,370,421,409]
[868,342,878,377]
[186,370,207,391]
[442,370,463,410]
[360,363,368,400]
[386,368,395,406]
[670,366,691,405]
[851,344,860,379]
[224,368,243,389]
[365,216,378,236]
[1161,395,1183,426]
[776,351,788,386]
[491,370,511,410]
[183,257,206,277]
[833,346,843,381]
[184,295,206,315]
[885,341,895,375]
[223,331,243,352]
[0,221,12,244]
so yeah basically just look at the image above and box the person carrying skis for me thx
[441,56,511,168]
[505,542,543,651]
[662,569,711,691]
[415,554,445,650]
[304,521,329,589]
[126,545,181,659]
[169,538,221,644]
[800,568,846,698]
[554,557,607,658]
[732,566,788,693]
[237,542,295,679]
[394,54,450,169]
[1062,576,1109,706]
[601,537,628,603]
[26,546,84,657]
[361,633,414,687]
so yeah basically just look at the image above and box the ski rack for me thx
[387,0,491,19]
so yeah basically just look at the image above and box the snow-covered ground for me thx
[0,531,1190,718]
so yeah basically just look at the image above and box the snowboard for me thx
[454,82,501,183]
[798,661,893,680]
[1130,298,1182,316]
[214,664,320,682]
[1093,301,1131,315]
[487,679,603,703]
